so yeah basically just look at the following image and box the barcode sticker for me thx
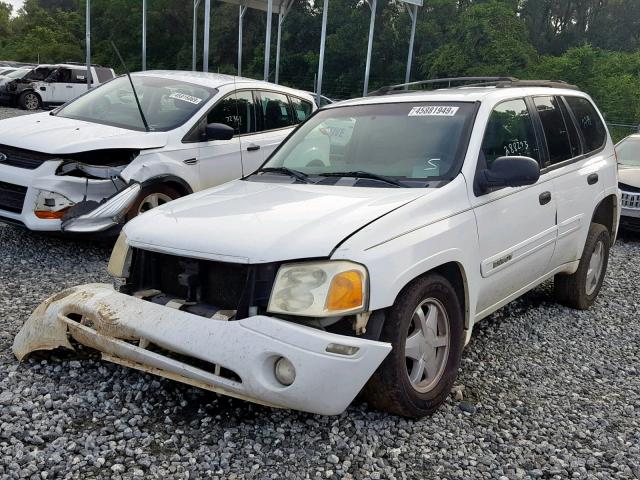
[169,92,203,105]
[408,106,459,117]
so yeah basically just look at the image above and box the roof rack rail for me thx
[367,77,580,96]
[62,61,103,67]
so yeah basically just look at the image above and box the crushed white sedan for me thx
[0,70,316,234]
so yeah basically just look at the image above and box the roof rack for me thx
[367,77,580,96]
[62,61,103,67]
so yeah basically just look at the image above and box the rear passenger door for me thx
[471,98,558,315]
[532,95,608,267]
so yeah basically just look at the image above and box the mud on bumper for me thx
[13,284,391,415]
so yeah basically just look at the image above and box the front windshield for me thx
[259,102,475,187]
[5,69,30,79]
[616,136,640,166]
[56,75,217,132]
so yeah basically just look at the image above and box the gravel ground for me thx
[0,106,38,120]
[0,106,639,479]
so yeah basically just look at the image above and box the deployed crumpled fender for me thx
[13,284,392,415]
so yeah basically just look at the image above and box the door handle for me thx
[65,85,73,88]
[247,144,260,152]
[587,173,599,185]
[539,191,552,205]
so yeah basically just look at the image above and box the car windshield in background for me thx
[5,69,31,79]
[616,136,640,166]
[258,102,476,187]
[56,75,217,132]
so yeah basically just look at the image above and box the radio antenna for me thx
[111,41,150,132]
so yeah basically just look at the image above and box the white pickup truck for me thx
[14,78,620,417]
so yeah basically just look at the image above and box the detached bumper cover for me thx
[13,284,391,415]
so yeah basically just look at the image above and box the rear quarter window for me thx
[564,97,607,153]
[95,67,115,83]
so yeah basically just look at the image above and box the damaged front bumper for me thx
[13,284,391,415]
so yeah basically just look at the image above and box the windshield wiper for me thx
[111,41,150,132]
[255,167,312,184]
[319,171,409,188]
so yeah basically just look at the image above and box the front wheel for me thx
[554,223,610,310]
[363,273,464,417]
[125,184,181,222]
[19,91,41,111]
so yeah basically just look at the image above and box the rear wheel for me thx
[125,184,180,221]
[554,223,610,310]
[363,273,464,417]
[19,91,41,111]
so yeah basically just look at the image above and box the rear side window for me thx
[257,91,295,131]
[95,67,115,83]
[533,96,578,165]
[71,69,89,84]
[565,97,607,152]
[289,96,313,123]
[481,98,539,168]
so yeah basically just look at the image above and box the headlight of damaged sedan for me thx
[268,261,368,317]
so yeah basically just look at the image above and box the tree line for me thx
[1,0,639,137]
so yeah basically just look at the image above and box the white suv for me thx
[14,78,620,417]
[0,71,316,233]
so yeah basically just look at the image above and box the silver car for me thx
[616,134,640,231]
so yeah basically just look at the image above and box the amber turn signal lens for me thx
[326,270,364,312]
[34,209,69,220]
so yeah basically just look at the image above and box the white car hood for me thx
[619,165,640,188]
[124,180,430,263]
[0,112,168,153]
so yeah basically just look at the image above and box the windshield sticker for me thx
[408,106,459,117]
[169,92,203,105]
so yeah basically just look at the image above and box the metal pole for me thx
[363,0,377,96]
[238,5,247,76]
[85,0,91,90]
[142,0,147,71]
[405,4,417,86]
[203,0,211,72]
[316,0,328,105]
[192,0,201,71]
[264,0,273,81]
[275,12,283,84]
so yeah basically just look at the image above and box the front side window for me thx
[481,99,539,168]
[260,102,476,185]
[258,91,294,131]
[565,96,607,152]
[24,67,54,81]
[534,96,576,165]
[616,136,640,167]
[207,91,256,135]
[55,75,216,131]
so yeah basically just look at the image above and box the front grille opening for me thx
[0,181,27,213]
[146,343,242,383]
[124,250,281,319]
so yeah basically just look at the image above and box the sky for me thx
[7,0,24,13]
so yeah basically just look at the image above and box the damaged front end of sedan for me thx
[13,233,392,415]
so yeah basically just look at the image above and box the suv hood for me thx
[124,180,430,263]
[0,112,168,153]
[619,165,640,188]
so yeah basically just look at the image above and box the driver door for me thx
[470,98,558,315]
[197,90,260,188]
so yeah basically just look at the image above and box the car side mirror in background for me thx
[205,123,234,141]
[478,156,540,193]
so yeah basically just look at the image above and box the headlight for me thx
[267,261,368,317]
[107,232,132,278]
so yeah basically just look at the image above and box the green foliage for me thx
[0,0,638,133]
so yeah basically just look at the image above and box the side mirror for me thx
[478,156,540,193]
[205,123,234,141]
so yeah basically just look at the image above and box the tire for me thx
[19,91,41,111]
[554,223,610,310]
[363,273,464,417]
[125,184,181,222]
